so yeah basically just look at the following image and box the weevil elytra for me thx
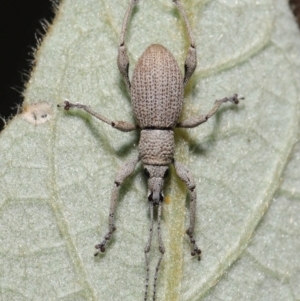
[58,0,242,299]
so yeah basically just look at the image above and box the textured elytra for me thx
[139,130,175,165]
[131,44,184,128]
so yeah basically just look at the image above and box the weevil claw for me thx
[57,100,71,110]
[231,94,245,104]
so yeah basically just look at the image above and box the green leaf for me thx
[1,0,299,300]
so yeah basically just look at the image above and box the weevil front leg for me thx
[176,94,242,128]
[117,0,139,90]
[173,0,197,86]
[58,100,137,132]
[94,156,140,256]
[173,159,201,260]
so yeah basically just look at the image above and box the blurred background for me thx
[0,0,299,131]
[0,0,55,130]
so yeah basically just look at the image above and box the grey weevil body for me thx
[58,0,242,299]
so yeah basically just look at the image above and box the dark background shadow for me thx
[0,0,55,130]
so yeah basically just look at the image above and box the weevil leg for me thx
[153,199,165,301]
[57,100,137,132]
[144,200,154,301]
[176,94,243,128]
[118,0,139,90]
[94,156,140,256]
[173,160,201,260]
[173,0,197,86]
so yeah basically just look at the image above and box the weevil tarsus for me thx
[173,0,197,86]
[57,0,242,299]
[176,94,243,128]
[117,0,139,90]
[57,100,137,132]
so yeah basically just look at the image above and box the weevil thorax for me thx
[144,165,168,206]
[131,44,184,129]
[139,129,175,165]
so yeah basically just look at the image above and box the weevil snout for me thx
[147,191,163,206]
[144,165,168,206]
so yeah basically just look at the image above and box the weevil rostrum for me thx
[58,0,242,299]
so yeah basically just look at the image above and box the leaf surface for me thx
[1,0,300,300]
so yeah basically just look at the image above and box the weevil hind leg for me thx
[173,0,197,86]
[118,0,139,90]
[94,157,139,256]
[173,160,201,260]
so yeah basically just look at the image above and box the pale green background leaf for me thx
[1,0,300,300]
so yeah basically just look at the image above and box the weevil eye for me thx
[144,168,150,178]
[160,193,164,202]
[163,168,169,179]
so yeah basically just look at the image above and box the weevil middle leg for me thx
[176,94,242,128]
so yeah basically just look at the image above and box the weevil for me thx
[58,0,242,299]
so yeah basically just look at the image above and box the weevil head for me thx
[144,165,169,206]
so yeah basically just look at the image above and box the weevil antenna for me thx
[144,199,154,301]
[153,199,165,301]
